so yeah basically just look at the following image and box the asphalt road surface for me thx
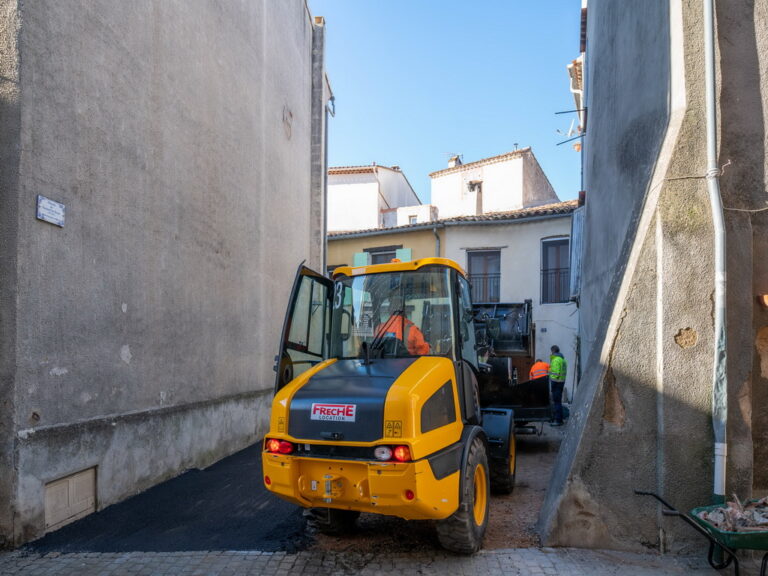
[24,443,311,554]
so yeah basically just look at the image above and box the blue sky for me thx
[308,0,583,204]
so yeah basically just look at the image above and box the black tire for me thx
[490,433,516,495]
[436,436,490,554]
[304,507,360,536]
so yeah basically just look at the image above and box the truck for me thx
[262,258,516,553]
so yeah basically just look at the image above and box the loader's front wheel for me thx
[436,436,489,554]
[305,507,360,536]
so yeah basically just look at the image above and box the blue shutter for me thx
[353,252,370,267]
[395,248,412,262]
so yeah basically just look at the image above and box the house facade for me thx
[327,201,579,396]
[429,148,559,218]
[327,164,422,232]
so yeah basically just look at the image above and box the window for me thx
[371,251,396,265]
[541,238,570,304]
[365,244,402,265]
[467,250,500,303]
[330,268,456,359]
[409,215,418,225]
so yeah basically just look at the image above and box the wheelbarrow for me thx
[635,490,768,576]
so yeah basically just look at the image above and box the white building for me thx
[430,148,559,218]
[441,202,579,395]
[327,164,424,232]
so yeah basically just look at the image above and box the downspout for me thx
[433,225,441,257]
[703,0,727,505]
[324,94,334,272]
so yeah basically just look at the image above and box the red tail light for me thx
[393,445,411,462]
[266,438,294,454]
[264,475,272,486]
[404,489,415,500]
[266,439,281,452]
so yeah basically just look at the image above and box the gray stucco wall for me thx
[540,0,767,553]
[577,0,671,364]
[1,0,324,545]
[0,0,21,549]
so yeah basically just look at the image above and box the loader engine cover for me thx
[288,358,417,442]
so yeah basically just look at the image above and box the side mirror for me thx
[486,318,501,340]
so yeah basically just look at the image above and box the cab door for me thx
[274,264,334,393]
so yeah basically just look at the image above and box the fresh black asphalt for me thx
[23,443,312,554]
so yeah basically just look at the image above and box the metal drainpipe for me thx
[433,225,441,257]
[703,0,728,505]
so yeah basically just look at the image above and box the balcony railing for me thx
[469,273,501,303]
[541,268,570,304]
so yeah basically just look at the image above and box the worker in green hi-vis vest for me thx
[549,345,567,427]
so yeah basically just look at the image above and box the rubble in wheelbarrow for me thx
[696,495,768,532]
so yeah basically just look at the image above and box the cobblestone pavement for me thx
[0,546,722,575]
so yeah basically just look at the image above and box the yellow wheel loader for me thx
[262,258,516,553]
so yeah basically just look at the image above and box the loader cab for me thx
[275,258,482,424]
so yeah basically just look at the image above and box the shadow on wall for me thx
[542,356,723,555]
[716,0,767,493]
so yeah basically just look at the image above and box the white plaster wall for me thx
[327,175,380,231]
[431,156,526,218]
[377,168,420,208]
[479,159,525,213]
[431,170,482,217]
[443,217,578,394]
[396,204,435,226]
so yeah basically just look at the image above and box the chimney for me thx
[448,155,462,168]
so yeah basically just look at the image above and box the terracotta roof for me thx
[428,148,532,178]
[328,200,578,239]
[441,199,578,224]
[328,164,402,175]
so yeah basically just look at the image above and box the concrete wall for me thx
[540,0,767,553]
[0,0,324,546]
[717,0,768,494]
[443,217,578,395]
[0,0,22,549]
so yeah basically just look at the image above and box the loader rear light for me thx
[265,438,294,454]
[404,489,415,500]
[393,445,411,462]
[374,446,393,461]
[264,475,271,486]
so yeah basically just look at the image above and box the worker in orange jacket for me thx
[375,295,430,355]
[529,359,550,380]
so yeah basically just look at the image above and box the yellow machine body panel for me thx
[332,257,467,280]
[263,356,464,520]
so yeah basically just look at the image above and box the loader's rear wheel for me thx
[436,436,489,554]
[305,507,360,536]
[491,434,516,495]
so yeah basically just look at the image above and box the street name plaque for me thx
[36,195,66,227]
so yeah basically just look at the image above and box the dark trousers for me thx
[550,380,565,424]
